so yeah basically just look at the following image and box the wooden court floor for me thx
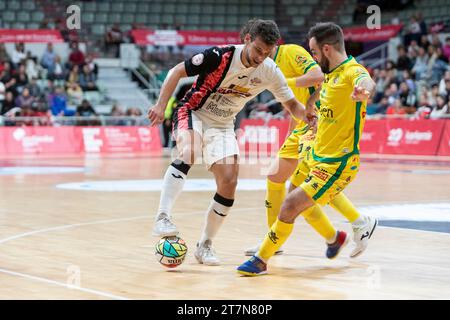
[0,154,449,299]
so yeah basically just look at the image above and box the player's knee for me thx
[217,173,238,192]
[279,198,299,222]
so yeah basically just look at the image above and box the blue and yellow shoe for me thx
[237,255,267,276]
[326,231,349,259]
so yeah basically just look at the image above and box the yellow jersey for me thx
[273,44,319,134]
[313,56,371,162]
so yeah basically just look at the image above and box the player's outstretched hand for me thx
[148,104,165,126]
[351,86,371,101]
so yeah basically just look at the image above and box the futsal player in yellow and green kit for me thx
[238,22,377,276]
[239,20,377,259]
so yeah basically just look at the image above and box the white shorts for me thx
[173,112,240,169]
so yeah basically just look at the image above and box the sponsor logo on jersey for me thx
[319,107,334,119]
[250,77,262,86]
[217,84,252,98]
[192,53,204,66]
[312,169,329,181]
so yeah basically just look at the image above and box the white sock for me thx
[157,162,190,219]
[199,193,234,245]
[351,215,367,227]
[326,232,338,244]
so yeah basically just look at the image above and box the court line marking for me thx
[0,207,258,300]
[0,207,259,245]
[0,267,129,300]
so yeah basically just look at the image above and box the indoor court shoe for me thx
[326,231,349,259]
[244,244,284,256]
[194,240,221,266]
[350,216,378,258]
[152,213,179,237]
[237,255,267,276]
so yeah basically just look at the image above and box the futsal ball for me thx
[155,236,188,268]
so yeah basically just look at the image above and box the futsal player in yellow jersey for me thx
[238,22,377,275]
[239,21,377,259]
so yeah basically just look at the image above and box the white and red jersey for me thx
[173,44,294,130]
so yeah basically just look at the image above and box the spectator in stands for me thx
[399,81,416,113]
[430,94,449,119]
[412,46,429,80]
[416,12,427,36]
[1,62,16,95]
[84,55,98,78]
[25,52,40,80]
[14,64,29,94]
[402,70,416,92]
[15,88,35,109]
[68,42,85,68]
[43,79,55,100]
[67,82,83,105]
[76,99,97,117]
[385,83,399,105]
[443,37,450,61]
[431,47,449,83]
[109,104,126,126]
[66,65,80,87]
[428,83,440,107]
[386,99,407,117]
[79,65,98,91]
[27,77,41,98]
[419,34,430,51]
[50,85,72,116]
[1,91,16,115]
[76,99,99,126]
[49,55,65,81]
[41,43,56,72]
[0,43,11,63]
[396,45,412,71]
[405,15,422,46]
[105,24,123,58]
[431,33,443,50]
[0,80,5,109]
[11,43,26,67]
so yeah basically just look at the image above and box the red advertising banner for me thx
[0,29,64,43]
[79,127,162,154]
[131,29,241,46]
[437,121,450,156]
[0,126,162,155]
[0,126,80,154]
[382,119,446,155]
[360,120,385,153]
[343,24,403,42]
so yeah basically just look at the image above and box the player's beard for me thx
[318,50,330,73]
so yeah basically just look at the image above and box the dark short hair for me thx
[308,22,345,52]
[240,18,257,42]
[242,19,281,46]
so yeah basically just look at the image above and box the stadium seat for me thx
[22,1,36,11]
[124,3,137,13]
[121,14,135,25]
[108,13,122,24]
[135,14,148,24]
[84,2,97,12]
[7,1,20,11]
[83,12,95,24]
[2,12,16,22]
[31,11,45,22]
[111,3,124,12]
[98,3,111,12]
[148,14,161,25]
[17,12,30,23]
[91,24,106,36]
[137,3,150,13]
[96,13,108,24]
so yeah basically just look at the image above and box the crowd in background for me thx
[366,16,450,119]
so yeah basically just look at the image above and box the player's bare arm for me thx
[351,77,376,102]
[148,62,188,126]
[289,67,324,88]
[281,98,316,126]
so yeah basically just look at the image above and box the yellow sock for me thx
[330,193,360,223]
[265,179,286,228]
[257,218,293,261]
[302,205,337,242]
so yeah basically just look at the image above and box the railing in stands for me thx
[356,42,389,69]
[0,116,150,127]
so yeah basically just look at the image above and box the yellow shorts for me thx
[278,128,315,160]
[290,150,360,206]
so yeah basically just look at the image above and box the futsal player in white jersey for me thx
[148,19,314,266]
